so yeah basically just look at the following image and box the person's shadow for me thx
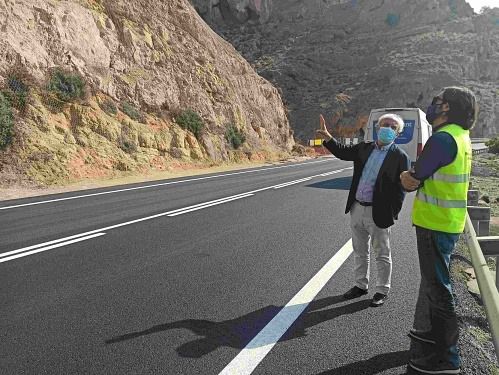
[105,295,371,358]
[317,350,411,374]
[306,176,352,191]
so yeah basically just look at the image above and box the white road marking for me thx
[0,167,351,263]
[272,177,313,189]
[0,159,333,210]
[167,194,254,216]
[0,232,100,259]
[320,169,346,177]
[0,233,106,263]
[164,193,257,216]
[219,239,354,375]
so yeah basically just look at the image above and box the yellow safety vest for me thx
[412,124,472,233]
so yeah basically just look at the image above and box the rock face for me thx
[191,0,272,26]
[191,0,499,140]
[0,0,294,185]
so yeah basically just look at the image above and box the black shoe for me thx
[370,292,387,307]
[409,353,460,374]
[343,286,368,300]
[408,328,436,344]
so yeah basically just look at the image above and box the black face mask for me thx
[426,97,447,124]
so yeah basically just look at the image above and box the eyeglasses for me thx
[431,96,446,106]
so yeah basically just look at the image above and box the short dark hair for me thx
[442,86,478,130]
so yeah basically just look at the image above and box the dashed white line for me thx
[167,194,254,216]
[219,239,354,375]
[272,177,313,189]
[0,166,352,263]
[0,159,333,211]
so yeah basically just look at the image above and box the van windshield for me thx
[373,119,415,144]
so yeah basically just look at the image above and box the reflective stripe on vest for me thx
[429,172,470,183]
[416,190,467,209]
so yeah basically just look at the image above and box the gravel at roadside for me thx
[452,239,499,374]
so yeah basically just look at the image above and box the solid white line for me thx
[0,233,106,264]
[0,232,98,259]
[167,194,254,216]
[0,159,333,210]
[219,239,354,375]
[0,166,351,263]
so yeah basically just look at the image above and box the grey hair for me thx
[377,113,405,133]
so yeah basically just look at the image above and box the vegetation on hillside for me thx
[176,109,204,139]
[225,125,246,149]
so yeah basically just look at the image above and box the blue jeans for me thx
[414,226,460,367]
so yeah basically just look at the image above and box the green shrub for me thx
[47,69,86,102]
[6,75,29,112]
[118,135,137,154]
[225,125,246,149]
[100,98,118,116]
[486,137,499,154]
[176,109,204,139]
[121,101,146,123]
[0,92,14,150]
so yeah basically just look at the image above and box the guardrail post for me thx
[467,206,491,236]
[477,236,499,291]
[467,189,479,206]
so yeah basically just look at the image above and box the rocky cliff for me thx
[0,0,294,186]
[191,0,499,140]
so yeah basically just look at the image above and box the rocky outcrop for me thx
[191,0,499,140]
[0,0,294,185]
[191,0,272,26]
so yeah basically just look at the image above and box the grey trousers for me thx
[350,202,392,294]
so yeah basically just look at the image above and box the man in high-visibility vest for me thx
[401,87,478,375]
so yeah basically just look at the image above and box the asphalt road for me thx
[1,157,421,375]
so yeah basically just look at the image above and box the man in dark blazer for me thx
[317,113,410,306]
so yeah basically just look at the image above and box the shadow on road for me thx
[105,294,371,358]
[306,176,352,191]
[316,350,410,375]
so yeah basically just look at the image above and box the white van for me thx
[364,108,432,165]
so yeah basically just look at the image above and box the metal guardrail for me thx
[471,138,490,143]
[472,147,490,155]
[464,211,499,361]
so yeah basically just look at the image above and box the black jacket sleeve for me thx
[322,138,362,161]
[395,150,410,213]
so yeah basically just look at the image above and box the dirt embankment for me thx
[0,0,295,189]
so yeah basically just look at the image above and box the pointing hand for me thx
[316,114,332,141]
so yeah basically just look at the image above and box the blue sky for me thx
[466,0,499,12]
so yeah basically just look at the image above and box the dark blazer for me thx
[323,139,410,229]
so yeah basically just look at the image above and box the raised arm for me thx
[316,114,360,161]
